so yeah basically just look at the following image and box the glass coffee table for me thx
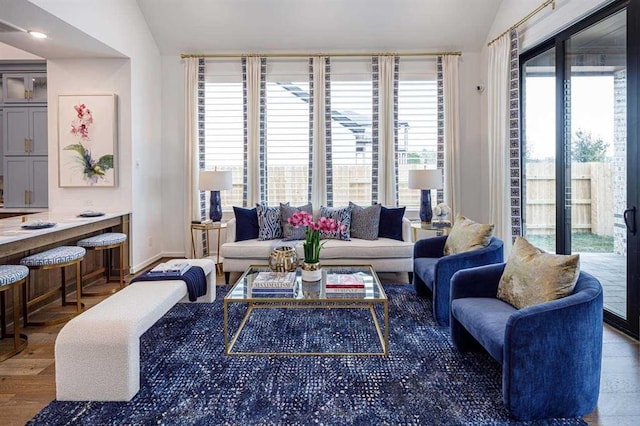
[223,265,388,356]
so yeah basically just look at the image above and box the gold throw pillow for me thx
[497,236,580,309]
[443,213,494,255]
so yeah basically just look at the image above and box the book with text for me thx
[325,273,366,288]
[325,288,367,298]
[252,271,296,289]
[147,262,191,276]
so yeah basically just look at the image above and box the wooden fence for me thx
[525,162,613,236]
[223,165,421,207]
[221,162,613,237]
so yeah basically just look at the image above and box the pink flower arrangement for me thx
[287,211,344,263]
[70,103,93,141]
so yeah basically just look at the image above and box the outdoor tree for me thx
[407,152,422,164]
[571,129,609,162]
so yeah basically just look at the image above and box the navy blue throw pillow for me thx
[233,206,259,241]
[378,206,406,241]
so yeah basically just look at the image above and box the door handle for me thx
[623,207,636,235]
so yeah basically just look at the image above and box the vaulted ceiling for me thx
[136,0,503,55]
[0,0,503,59]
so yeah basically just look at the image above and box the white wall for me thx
[31,0,163,271]
[47,59,132,214]
[160,55,188,257]
[0,41,42,60]
[456,52,485,221]
[159,55,232,256]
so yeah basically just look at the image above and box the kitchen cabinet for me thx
[2,107,48,156]
[2,156,48,207]
[2,73,47,103]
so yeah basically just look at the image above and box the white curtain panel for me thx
[379,55,397,206]
[246,57,262,206]
[311,56,328,208]
[184,57,199,255]
[488,33,512,255]
[442,55,460,218]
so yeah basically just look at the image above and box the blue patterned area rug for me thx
[29,285,586,425]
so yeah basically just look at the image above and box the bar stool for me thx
[20,246,86,326]
[0,265,29,361]
[77,233,127,297]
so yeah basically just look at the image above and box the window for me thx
[204,60,244,207]
[522,49,556,252]
[330,59,373,206]
[265,59,310,205]
[397,57,438,208]
[203,56,439,211]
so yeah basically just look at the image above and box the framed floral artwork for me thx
[58,94,117,187]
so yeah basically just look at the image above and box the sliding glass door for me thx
[521,0,639,338]
[566,10,628,321]
[522,48,556,253]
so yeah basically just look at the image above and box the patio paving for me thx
[579,252,627,318]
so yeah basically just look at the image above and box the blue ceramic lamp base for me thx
[419,189,433,223]
[209,190,222,222]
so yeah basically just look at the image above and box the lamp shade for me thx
[408,169,443,190]
[199,170,233,191]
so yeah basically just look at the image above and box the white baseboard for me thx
[131,251,187,274]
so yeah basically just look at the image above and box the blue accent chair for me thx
[450,264,603,421]
[413,236,504,326]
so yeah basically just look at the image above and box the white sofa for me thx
[221,217,414,283]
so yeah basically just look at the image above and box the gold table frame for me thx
[223,265,389,356]
[190,221,227,275]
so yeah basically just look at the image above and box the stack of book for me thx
[251,271,296,296]
[146,262,191,277]
[325,273,366,297]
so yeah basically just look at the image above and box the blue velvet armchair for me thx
[412,235,503,326]
[450,264,603,420]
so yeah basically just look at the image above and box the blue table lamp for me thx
[199,170,233,222]
[408,169,443,223]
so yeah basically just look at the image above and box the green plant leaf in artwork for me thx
[96,155,114,173]
[64,143,114,184]
[64,143,86,157]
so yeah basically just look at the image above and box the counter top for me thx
[0,211,131,247]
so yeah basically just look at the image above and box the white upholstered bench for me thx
[55,258,215,401]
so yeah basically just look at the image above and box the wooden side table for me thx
[191,221,227,274]
[411,222,452,242]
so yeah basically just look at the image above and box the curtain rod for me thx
[488,0,556,46]
[180,51,462,59]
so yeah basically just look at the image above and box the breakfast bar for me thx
[0,211,131,318]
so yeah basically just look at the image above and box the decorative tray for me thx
[21,222,56,230]
[78,211,105,218]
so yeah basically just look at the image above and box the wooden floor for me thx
[0,272,638,426]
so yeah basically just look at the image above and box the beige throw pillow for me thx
[443,214,494,255]
[497,236,580,309]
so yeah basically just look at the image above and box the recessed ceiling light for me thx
[28,31,47,39]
